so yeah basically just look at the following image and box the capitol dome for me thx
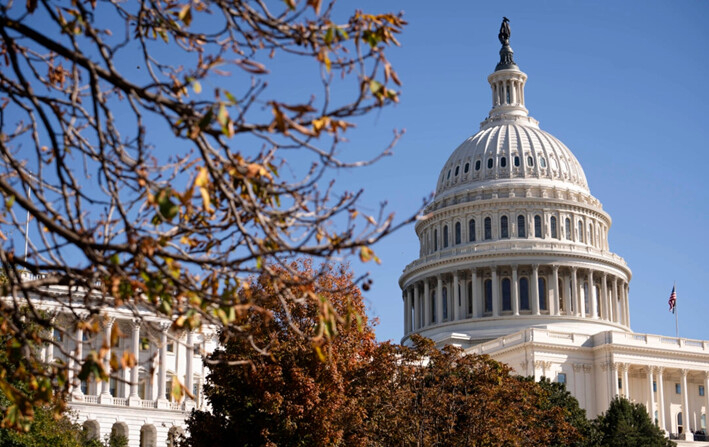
[399,24,631,348]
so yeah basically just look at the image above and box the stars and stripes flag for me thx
[668,286,677,314]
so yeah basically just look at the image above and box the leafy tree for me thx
[0,0,412,427]
[535,378,598,447]
[593,397,674,447]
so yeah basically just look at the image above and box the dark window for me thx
[443,225,449,248]
[455,166,459,176]
[502,278,511,311]
[442,287,448,320]
[534,215,542,238]
[467,282,473,315]
[475,160,481,171]
[577,221,584,243]
[514,156,520,167]
[434,229,438,251]
[501,157,507,168]
[431,291,436,323]
[500,216,509,239]
[484,217,492,240]
[506,86,511,104]
[539,277,547,311]
[527,156,534,167]
[519,277,530,310]
[700,385,705,396]
[676,383,681,394]
[565,218,571,240]
[468,219,476,242]
[447,169,451,179]
[484,279,493,313]
[540,157,547,168]
[653,381,657,393]
[455,222,461,245]
[487,158,493,169]
[558,373,566,385]
[550,216,558,239]
[517,215,526,238]
[464,163,470,173]
[53,328,63,342]
[619,378,623,390]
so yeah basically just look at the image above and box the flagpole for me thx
[674,281,679,339]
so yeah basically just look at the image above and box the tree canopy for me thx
[593,397,674,447]
[0,0,412,427]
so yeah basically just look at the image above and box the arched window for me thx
[502,278,512,311]
[540,157,547,168]
[565,218,571,240]
[443,225,449,248]
[500,216,509,239]
[534,215,542,238]
[527,156,534,167]
[468,219,476,242]
[678,412,683,429]
[484,217,492,240]
[514,156,520,167]
[442,287,448,321]
[487,158,494,169]
[501,156,507,168]
[550,216,558,239]
[517,215,526,238]
[434,229,438,251]
[455,222,461,245]
[467,282,473,316]
[583,282,590,316]
[431,290,436,323]
[464,162,470,173]
[484,279,493,313]
[447,169,451,179]
[558,278,565,312]
[577,221,584,243]
[140,424,157,447]
[520,277,530,310]
[454,166,459,176]
[538,277,547,311]
[475,160,481,171]
[506,86,511,103]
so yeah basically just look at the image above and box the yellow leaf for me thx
[359,246,374,263]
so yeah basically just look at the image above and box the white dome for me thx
[435,120,589,200]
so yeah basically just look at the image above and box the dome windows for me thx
[501,157,507,168]
[502,278,512,311]
[500,216,509,239]
[565,218,571,240]
[484,217,492,240]
[469,219,476,242]
[514,156,520,167]
[540,157,547,168]
[487,158,494,169]
[434,229,439,250]
[517,215,526,238]
[527,156,534,167]
[447,169,451,179]
[455,166,460,176]
[577,221,584,243]
[443,225,449,248]
[455,222,461,245]
[519,277,530,311]
[550,216,558,239]
[534,215,542,238]
[475,160,481,171]
[464,162,470,173]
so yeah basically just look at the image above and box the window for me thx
[53,328,63,342]
[484,279,492,313]
[475,160,481,171]
[557,373,566,385]
[468,282,473,315]
[550,216,558,239]
[517,215,526,238]
[500,216,509,239]
[583,282,590,316]
[443,225,449,248]
[442,287,448,320]
[110,377,118,397]
[167,342,175,353]
[538,277,547,311]
[455,222,461,245]
[675,383,681,394]
[464,162,470,173]
[447,169,451,179]
[540,157,547,168]
[80,380,88,395]
[527,156,534,167]
[484,217,492,240]
[431,291,436,323]
[520,277,530,310]
[514,156,520,167]
[434,229,438,251]
[506,86,511,104]
[565,218,572,240]
[487,158,493,169]
[469,219,476,242]
[618,378,623,390]
[653,381,657,393]
[501,157,507,168]
[577,221,584,243]
[534,215,542,238]
[502,278,511,311]
[454,166,459,176]
[700,385,705,396]
[702,414,707,430]
[678,412,683,427]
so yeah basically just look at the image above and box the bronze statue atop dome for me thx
[498,17,511,45]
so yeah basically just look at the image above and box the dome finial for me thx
[495,17,517,71]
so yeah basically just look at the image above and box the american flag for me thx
[668,286,677,313]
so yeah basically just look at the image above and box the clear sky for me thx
[342,1,709,343]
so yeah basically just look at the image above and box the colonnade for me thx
[609,363,709,437]
[491,77,525,107]
[403,264,629,334]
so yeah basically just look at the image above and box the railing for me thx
[141,400,158,409]
[113,397,127,406]
[83,395,98,404]
[169,402,182,411]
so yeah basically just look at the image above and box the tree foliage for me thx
[535,378,597,447]
[183,261,584,447]
[593,397,674,447]
[0,0,412,427]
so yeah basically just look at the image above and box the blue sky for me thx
[343,1,709,342]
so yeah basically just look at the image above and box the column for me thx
[46,328,55,364]
[705,372,709,434]
[491,268,500,317]
[414,285,421,330]
[612,363,620,398]
[681,369,690,436]
[648,367,656,423]
[578,270,587,317]
[186,331,194,401]
[405,288,412,333]
[157,323,169,407]
[531,265,540,315]
[571,268,579,316]
[71,327,84,395]
[658,367,666,432]
[588,270,598,319]
[453,272,460,321]
[512,265,520,316]
[99,318,114,403]
[623,364,630,399]
[563,274,572,315]
[436,276,443,324]
[423,281,430,325]
[552,266,560,316]
[601,273,609,320]
[128,320,141,405]
[612,277,619,323]
[624,283,631,327]
[471,269,479,318]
